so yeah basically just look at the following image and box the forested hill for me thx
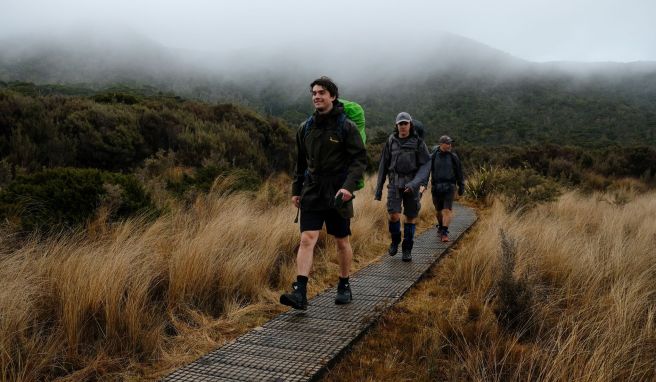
[352,72,656,147]
[0,86,296,231]
[0,85,294,174]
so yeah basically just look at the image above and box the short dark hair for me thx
[310,76,339,99]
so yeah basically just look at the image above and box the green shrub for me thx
[92,92,141,105]
[0,168,155,232]
[495,167,561,213]
[465,165,561,211]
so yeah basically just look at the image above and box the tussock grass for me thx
[0,174,436,381]
[324,190,656,382]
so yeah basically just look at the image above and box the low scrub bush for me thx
[495,167,561,213]
[466,165,561,212]
[0,168,155,232]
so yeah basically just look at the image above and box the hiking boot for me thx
[388,242,399,256]
[401,248,412,262]
[388,231,401,256]
[335,283,353,305]
[401,238,413,262]
[280,282,307,310]
[440,229,450,242]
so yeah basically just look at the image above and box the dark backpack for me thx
[413,119,426,140]
[430,148,459,187]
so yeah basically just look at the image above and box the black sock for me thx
[296,275,308,288]
[442,226,449,233]
[338,277,349,288]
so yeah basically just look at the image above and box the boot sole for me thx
[335,297,353,305]
[335,291,353,305]
[280,295,307,310]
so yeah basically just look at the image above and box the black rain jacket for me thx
[292,103,367,217]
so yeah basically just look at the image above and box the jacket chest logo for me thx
[329,136,340,144]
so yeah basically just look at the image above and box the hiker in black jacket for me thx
[280,76,367,310]
[374,112,431,262]
[430,135,465,242]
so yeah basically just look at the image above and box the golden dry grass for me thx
[0,174,437,381]
[323,190,656,382]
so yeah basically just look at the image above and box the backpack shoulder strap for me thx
[430,146,440,172]
[337,112,348,141]
[387,134,398,150]
[302,116,314,138]
[305,113,348,139]
[450,152,460,172]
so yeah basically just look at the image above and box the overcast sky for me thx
[2,0,655,63]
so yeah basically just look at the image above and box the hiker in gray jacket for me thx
[374,112,431,262]
[430,135,465,242]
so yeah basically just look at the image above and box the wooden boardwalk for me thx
[162,204,477,382]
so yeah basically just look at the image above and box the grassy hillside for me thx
[323,189,656,381]
[0,174,437,381]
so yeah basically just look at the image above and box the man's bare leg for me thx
[297,230,319,276]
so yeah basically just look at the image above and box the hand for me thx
[337,189,352,202]
[419,185,426,194]
[292,195,300,208]
[403,187,413,194]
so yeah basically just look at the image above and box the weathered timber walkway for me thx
[162,204,477,382]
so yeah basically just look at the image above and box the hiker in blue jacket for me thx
[280,76,367,310]
[430,135,465,242]
[374,112,431,262]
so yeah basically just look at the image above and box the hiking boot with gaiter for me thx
[401,239,413,262]
[280,282,307,310]
[388,231,401,256]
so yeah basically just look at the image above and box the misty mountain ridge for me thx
[4,28,654,90]
[0,28,204,85]
[2,29,655,147]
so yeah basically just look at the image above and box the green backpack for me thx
[339,99,366,145]
[340,99,366,190]
[302,98,366,190]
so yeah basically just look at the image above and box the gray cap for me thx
[395,112,412,125]
[439,135,453,144]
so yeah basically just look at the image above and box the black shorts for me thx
[432,190,455,211]
[300,209,351,238]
